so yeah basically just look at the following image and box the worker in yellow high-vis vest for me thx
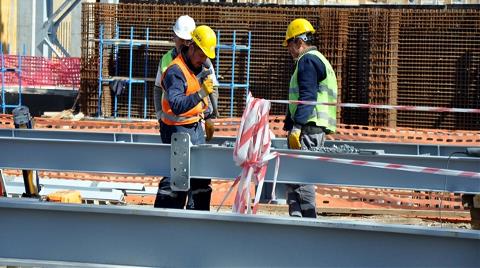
[282,18,338,218]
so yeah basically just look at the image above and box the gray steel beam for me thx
[0,128,476,157]
[0,199,478,267]
[191,146,480,193]
[0,131,479,193]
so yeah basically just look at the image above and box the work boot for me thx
[186,178,212,211]
[154,177,187,209]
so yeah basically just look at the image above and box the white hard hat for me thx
[173,15,196,40]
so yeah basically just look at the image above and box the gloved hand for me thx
[205,119,215,142]
[198,77,214,99]
[288,125,302,150]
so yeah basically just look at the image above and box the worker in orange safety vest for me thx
[153,25,217,210]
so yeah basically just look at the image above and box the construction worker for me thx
[153,15,219,142]
[154,25,217,210]
[282,18,338,218]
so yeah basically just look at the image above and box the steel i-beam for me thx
[0,129,478,193]
[0,199,478,267]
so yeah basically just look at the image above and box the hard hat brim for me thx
[173,28,192,40]
[204,48,215,59]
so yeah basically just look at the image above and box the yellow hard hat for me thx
[191,25,217,59]
[283,18,315,47]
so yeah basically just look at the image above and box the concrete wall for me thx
[0,0,17,54]
[12,0,83,57]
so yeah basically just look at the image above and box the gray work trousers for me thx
[287,125,325,218]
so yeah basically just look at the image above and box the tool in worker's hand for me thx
[196,66,220,118]
[205,119,215,141]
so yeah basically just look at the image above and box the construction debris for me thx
[43,110,85,121]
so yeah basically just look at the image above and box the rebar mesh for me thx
[81,3,480,130]
[397,8,480,130]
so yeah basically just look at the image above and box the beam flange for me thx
[0,132,479,193]
[0,199,478,267]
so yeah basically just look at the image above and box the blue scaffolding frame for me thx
[215,31,252,118]
[0,44,23,114]
[97,24,151,120]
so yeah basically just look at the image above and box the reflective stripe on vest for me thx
[160,54,208,125]
[288,50,338,133]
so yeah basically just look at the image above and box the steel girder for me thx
[0,129,479,193]
[0,199,479,267]
[0,128,474,157]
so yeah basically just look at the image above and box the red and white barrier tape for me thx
[272,152,480,179]
[218,94,276,214]
[219,147,479,213]
[217,96,479,213]
[269,100,480,114]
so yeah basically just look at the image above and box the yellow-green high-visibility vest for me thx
[160,48,175,73]
[288,50,338,133]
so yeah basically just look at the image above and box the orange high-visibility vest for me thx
[160,54,208,125]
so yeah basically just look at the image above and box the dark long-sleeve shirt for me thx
[162,64,203,115]
[284,48,327,131]
[161,48,204,115]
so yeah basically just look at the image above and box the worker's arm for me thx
[153,63,163,120]
[293,53,327,125]
[162,65,204,115]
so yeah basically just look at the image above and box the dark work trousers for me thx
[287,125,326,218]
[154,120,212,211]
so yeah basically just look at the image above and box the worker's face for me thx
[188,44,207,69]
[287,39,301,59]
[173,36,191,51]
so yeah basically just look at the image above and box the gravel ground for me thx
[212,205,473,230]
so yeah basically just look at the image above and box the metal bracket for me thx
[170,133,191,191]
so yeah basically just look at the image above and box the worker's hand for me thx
[288,125,302,150]
[205,119,215,142]
[198,77,214,99]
